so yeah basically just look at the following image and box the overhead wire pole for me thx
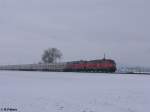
[103,53,106,60]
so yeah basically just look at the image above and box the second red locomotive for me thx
[65,58,116,73]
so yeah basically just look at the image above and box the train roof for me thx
[67,59,116,64]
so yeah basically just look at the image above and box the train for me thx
[0,58,117,73]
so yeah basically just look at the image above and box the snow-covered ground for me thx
[0,71,149,112]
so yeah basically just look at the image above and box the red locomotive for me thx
[65,58,116,73]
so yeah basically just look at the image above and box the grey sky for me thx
[0,0,150,67]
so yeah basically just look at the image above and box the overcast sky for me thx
[0,0,150,67]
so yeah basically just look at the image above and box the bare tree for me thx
[42,48,62,63]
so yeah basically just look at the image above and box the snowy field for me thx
[0,71,150,112]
